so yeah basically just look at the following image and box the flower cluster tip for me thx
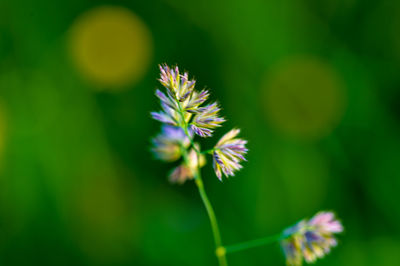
[151,64,247,181]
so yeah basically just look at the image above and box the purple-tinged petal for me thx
[212,128,247,180]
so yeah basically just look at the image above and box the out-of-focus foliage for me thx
[0,0,399,265]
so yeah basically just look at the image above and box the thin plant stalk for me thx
[223,234,283,254]
[178,105,228,266]
[194,168,228,266]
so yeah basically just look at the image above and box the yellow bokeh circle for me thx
[262,57,346,140]
[69,6,153,89]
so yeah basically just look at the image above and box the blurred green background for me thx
[1,0,400,265]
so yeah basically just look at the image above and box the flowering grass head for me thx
[151,64,247,182]
[213,129,248,180]
[280,211,343,266]
[152,64,225,137]
[159,64,196,101]
[191,102,225,137]
[150,64,343,266]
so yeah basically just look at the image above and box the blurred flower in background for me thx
[281,211,343,266]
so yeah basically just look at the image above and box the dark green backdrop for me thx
[0,0,399,265]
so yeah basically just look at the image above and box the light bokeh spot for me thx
[71,173,134,261]
[262,57,346,140]
[69,6,153,89]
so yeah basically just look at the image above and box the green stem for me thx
[195,174,228,266]
[176,100,199,153]
[223,233,283,254]
[201,148,215,155]
[177,101,227,266]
